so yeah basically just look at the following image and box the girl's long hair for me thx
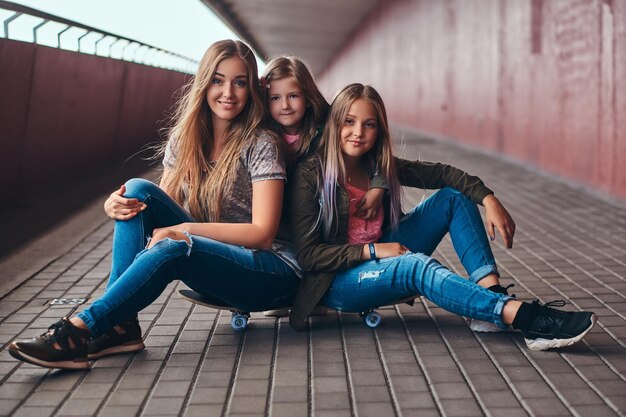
[262,56,329,162]
[161,40,265,222]
[317,83,402,240]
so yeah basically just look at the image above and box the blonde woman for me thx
[9,40,301,370]
[288,84,596,351]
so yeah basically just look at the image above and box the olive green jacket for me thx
[287,156,494,331]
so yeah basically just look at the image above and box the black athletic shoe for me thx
[87,318,145,359]
[470,283,516,333]
[522,300,597,351]
[9,318,91,370]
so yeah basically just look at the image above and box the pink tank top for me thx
[282,132,300,156]
[345,182,384,244]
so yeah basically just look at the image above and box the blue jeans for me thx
[382,187,498,283]
[321,188,510,329]
[78,179,300,336]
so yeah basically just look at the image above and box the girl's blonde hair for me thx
[262,56,329,162]
[162,40,264,222]
[317,83,402,240]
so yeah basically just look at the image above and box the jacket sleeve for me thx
[369,172,389,190]
[288,159,364,273]
[395,157,494,205]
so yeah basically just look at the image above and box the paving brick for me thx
[228,395,266,414]
[187,386,229,405]
[351,370,386,386]
[271,385,308,403]
[11,406,54,417]
[232,379,269,396]
[97,405,140,417]
[314,410,352,417]
[107,389,148,406]
[152,380,192,397]
[195,371,233,388]
[117,374,156,390]
[236,364,271,380]
[57,397,103,416]
[270,401,308,417]
[439,398,483,417]
[142,397,185,415]
[313,376,348,393]
[313,392,351,410]
[182,404,223,417]
[354,385,392,403]
[524,397,571,417]
[355,401,396,417]
[395,391,436,409]
[391,375,429,393]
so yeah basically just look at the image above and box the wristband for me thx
[368,243,378,260]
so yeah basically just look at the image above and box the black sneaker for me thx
[522,300,597,351]
[470,284,516,333]
[87,318,145,359]
[9,318,91,370]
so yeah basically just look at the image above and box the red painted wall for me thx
[0,39,187,204]
[318,0,626,201]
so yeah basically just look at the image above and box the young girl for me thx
[9,40,301,370]
[262,56,385,219]
[287,83,596,351]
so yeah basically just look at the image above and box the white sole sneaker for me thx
[469,318,517,333]
[524,314,597,351]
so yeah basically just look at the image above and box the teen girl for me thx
[287,83,596,351]
[9,40,301,370]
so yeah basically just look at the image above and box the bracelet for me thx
[368,243,378,260]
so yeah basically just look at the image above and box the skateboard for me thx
[179,289,252,331]
[179,289,415,330]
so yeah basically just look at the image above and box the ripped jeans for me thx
[321,188,511,329]
[77,178,300,336]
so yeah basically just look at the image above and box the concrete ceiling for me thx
[201,0,380,76]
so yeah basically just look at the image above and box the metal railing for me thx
[0,0,198,73]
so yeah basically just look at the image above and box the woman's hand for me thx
[147,225,190,249]
[104,185,147,220]
[361,242,410,261]
[355,188,385,219]
[482,194,516,249]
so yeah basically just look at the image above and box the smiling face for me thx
[206,57,249,128]
[268,77,307,135]
[339,98,379,162]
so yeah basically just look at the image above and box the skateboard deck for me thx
[179,289,252,330]
[179,289,416,330]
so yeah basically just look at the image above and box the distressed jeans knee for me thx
[322,253,508,327]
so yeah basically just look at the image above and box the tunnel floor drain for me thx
[49,298,88,306]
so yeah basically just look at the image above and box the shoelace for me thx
[543,300,567,308]
[536,300,569,322]
[503,283,516,298]
[42,318,70,345]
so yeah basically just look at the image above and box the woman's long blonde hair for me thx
[317,83,402,240]
[162,40,264,222]
[262,56,329,162]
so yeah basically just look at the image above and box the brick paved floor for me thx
[1,131,625,417]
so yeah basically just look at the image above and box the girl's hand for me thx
[356,188,385,219]
[104,185,147,221]
[147,225,190,249]
[483,194,516,249]
[361,242,410,261]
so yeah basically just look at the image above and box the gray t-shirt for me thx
[163,131,301,276]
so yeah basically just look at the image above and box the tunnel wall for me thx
[318,0,626,201]
[0,39,188,204]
